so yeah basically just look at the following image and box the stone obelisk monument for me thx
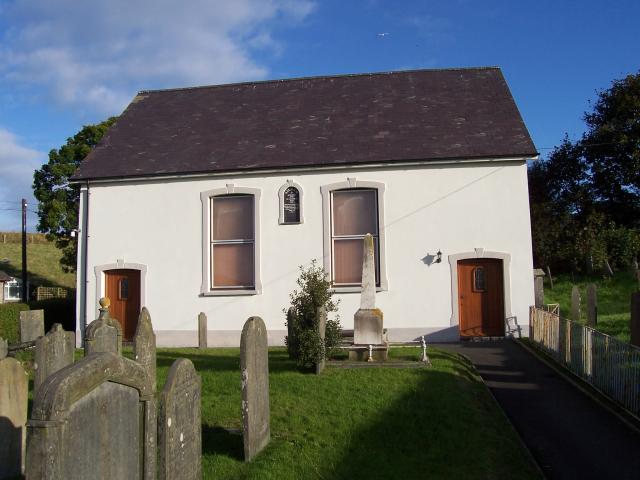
[351,234,388,360]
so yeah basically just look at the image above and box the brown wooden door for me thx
[105,269,141,341]
[457,259,505,337]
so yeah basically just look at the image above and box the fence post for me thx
[529,306,535,340]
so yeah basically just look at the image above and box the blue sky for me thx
[0,0,638,231]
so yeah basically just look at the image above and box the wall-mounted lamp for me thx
[436,250,442,263]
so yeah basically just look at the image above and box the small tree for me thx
[285,260,342,368]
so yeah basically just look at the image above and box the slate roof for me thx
[0,271,13,282]
[72,67,537,181]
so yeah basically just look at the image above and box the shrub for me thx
[0,303,30,343]
[285,260,342,368]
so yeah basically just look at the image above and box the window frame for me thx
[200,185,262,296]
[321,178,388,292]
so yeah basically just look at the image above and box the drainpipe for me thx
[80,182,90,344]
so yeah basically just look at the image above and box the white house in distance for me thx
[71,67,538,347]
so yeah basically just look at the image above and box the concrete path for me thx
[438,340,640,480]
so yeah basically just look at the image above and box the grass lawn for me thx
[149,347,540,480]
[0,239,76,289]
[543,270,637,342]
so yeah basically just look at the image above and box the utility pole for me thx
[21,198,28,302]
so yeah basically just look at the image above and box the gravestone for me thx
[198,312,207,349]
[353,234,384,346]
[631,292,640,348]
[0,337,7,359]
[26,352,156,479]
[286,307,297,359]
[533,269,545,308]
[19,309,44,342]
[85,297,122,355]
[158,358,202,480]
[240,316,270,461]
[34,323,75,394]
[315,307,327,375]
[586,284,597,327]
[0,354,28,478]
[570,286,581,322]
[134,308,157,393]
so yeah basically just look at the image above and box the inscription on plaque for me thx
[283,186,300,224]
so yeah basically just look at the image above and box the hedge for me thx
[0,302,30,343]
[29,298,76,333]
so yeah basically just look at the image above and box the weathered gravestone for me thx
[19,309,44,342]
[533,269,545,308]
[134,308,157,393]
[586,284,598,327]
[158,358,202,480]
[316,307,327,375]
[0,348,28,479]
[631,292,640,348]
[198,312,207,349]
[85,297,122,355]
[0,337,6,359]
[240,316,270,461]
[34,323,75,394]
[286,307,297,359]
[26,352,157,479]
[571,286,581,322]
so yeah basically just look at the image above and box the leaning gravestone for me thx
[631,292,640,348]
[286,307,297,359]
[158,359,202,480]
[315,307,327,375]
[134,308,157,393]
[570,286,581,322]
[0,347,28,479]
[26,353,156,479]
[85,297,122,355]
[198,312,207,349]
[34,323,75,394]
[240,316,270,461]
[533,269,546,308]
[19,309,44,342]
[586,284,598,327]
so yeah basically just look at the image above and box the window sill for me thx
[200,289,260,297]
[331,286,386,294]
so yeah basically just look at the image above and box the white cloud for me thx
[0,0,316,115]
[0,129,44,230]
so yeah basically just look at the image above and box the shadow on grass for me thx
[155,349,299,374]
[0,258,68,290]
[313,349,539,480]
[202,424,244,461]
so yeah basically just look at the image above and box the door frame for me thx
[95,261,147,318]
[448,250,512,330]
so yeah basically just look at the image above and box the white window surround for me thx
[94,261,147,316]
[448,250,513,328]
[320,178,388,292]
[278,179,304,225]
[200,184,262,296]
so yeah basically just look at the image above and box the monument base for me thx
[348,344,389,361]
[353,309,384,345]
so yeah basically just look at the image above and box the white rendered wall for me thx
[77,160,535,346]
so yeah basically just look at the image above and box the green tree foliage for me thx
[285,260,342,368]
[32,117,117,272]
[529,72,640,273]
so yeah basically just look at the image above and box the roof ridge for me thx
[138,66,502,95]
